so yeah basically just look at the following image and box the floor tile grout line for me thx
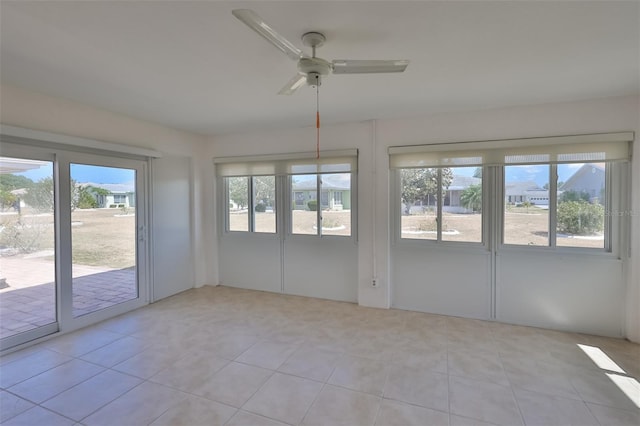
[298,381,328,426]
[3,285,640,425]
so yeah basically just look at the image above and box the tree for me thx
[22,177,81,212]
[460,184,482,212]
[473,167,483,178]
[228,177,248,209]
[22,177,54,212]
[253,176,275,208]
[77,185,98,209]
[0,174,33,191]
[0,190,17,211]
[400,168,453,215]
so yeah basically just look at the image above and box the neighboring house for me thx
[505,180,549,206]
[407,175,482,214]
[559,163,605,203]
[85,182,136,208]
[292,174,351,211]
[444,175,481,213]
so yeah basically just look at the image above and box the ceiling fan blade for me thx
[332,59,410,74]
[232,9,303,61]
[278,74,307,95]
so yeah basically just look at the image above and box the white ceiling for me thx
[1,1,638,137]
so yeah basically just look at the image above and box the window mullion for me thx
[317,174,322,236]
[437,168,443,242]
[605,163,614,253]
[549,164,557,248]
[248,177,254,233]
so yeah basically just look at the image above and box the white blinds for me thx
[214,149,357,177]
[389,132,633,168]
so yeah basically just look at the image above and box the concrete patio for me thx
[0,256,136,340]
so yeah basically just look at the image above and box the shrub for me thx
[557,201,604,235]
[307,200,317,211]
[254,203,266,212]
[0,219,45,253]
[322,217,341,228]
[561,190,590,203]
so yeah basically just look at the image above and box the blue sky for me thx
[18,163,583,188]
[18,164,135,184]
[453,164,585,187]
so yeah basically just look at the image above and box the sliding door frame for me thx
[0,140,151,350]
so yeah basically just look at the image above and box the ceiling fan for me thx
[232,9,410,95]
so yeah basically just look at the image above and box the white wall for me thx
[210,122,370,303]
[0,84,212,295]
[209,95,639,340]
[2,83,637,340]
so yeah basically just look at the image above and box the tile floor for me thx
[0,285,639,425]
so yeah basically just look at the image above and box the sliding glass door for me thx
[0,155,58,349]
[70,163,139,318]
[1,145,148,350]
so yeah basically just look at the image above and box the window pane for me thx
[253,176,276,233]
[556,163,605,249]
[320,173,351,236]
[442,167,482,243]
[70,164,137,317]
[504,165,550,246]
[291,174,317,235]
[227,177,248,232]
[0,158,56,339]
[400,168,438,240]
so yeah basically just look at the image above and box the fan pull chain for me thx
[316,77,320,159]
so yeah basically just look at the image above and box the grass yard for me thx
[229,209,352,236]
[0,207,136,269]
[401,206,603,248]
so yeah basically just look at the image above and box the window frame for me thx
[288,172,356,239]
[224,174,277,235]
[500,161,620,254]
[390,133,631,256]
[216,149,358,239]
[394,166,487,248]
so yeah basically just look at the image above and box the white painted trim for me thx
[0,124,163,158]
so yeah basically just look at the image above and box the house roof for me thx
[83,182,135,194]
[505,181,542,195]
[559,163,605,191]
[0,157,49,174]
[292,174,350,191]
[447,175,481,191]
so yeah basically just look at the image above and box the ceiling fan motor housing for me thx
[298,57,332,87]
[298,57,332,76]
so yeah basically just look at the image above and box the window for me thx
[113,194,126,204]
[399,166,482,243]
[504,165,549,246]
[253,176,276,233]
[390,132,631,251]
[291,174,317,235]
[320,173,351,236]
[216,149,357,237]
[556,163,606,249]
[290,173,352,236]
[227,176,249,232]
[225,175,276,233]
[504,162,608,249]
